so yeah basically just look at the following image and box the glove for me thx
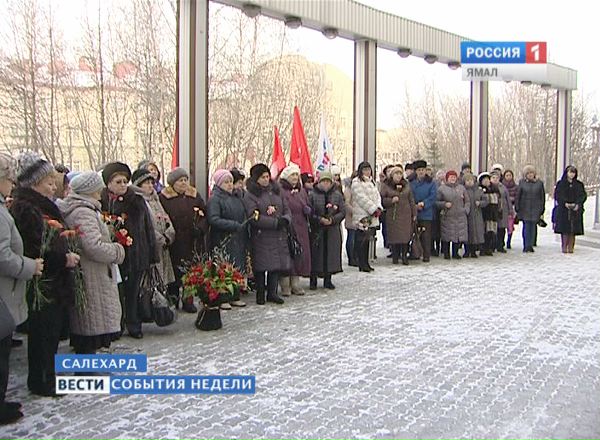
[277,217,289,229]
[373,208,383,218]
[303,205,312,216]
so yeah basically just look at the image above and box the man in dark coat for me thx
[308,171,345,289]
[244,163,291,305]
[553,165,587,253]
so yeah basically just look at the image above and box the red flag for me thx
[171,127,179,169]
[270,126,286,179]
[289,106,314,175]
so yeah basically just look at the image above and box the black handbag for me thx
[139,266,176,326]
[287,224,303,259]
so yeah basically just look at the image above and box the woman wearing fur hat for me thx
[206,169,248,308]
[244,163,291,305]
[138,159,165,193]
[351,161,383,272]
[553,165,586,253]
[132,168,176,289]
[515,165,545,253]
[502,170,519,249]
[380,165,416,265]
[436,170,470,259]
[10,152,80,396]
[101,162,157,338]
[479,172,500,256]
[463,173,488,257]
[278,164,311,296]
[159,167,208,313]
[0,154,44,421]
[308,171,345,289]
[59,172,125,354]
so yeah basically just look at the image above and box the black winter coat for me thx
[515,178,545,222]
[244,179,291,273]
[10,187,74,306]
[207,186,248,271]
[308,184,345,276]
[553,178,587,235]
[481,184,501,222]
[101,187,157,277]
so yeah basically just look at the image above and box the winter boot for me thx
[309,275,318,290]
[506,233,512,249]
[391,245,400,264]
[401,244,409,265]
[266,278,284,304]
[451,243,462,259]
[443,241,451,260]
[279,276,291,297]
[323,274,335,289]
[290,276,305,295]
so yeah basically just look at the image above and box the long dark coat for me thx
[465,185,488,244]
[244,179,291,273]
[515,178,545,222]
[159,185,208,268]
[101,187,157,278]
[10,187,75,307]
[279,179,312,277]
[380,179,417,244]
[308,184,345,276]
[553,177,587,235]
[206,185,248,271]
[436,182,470,243]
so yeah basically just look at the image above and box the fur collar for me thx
[12,186,63,220]
[279,179,302,192]
[160,185,198,199]
[246,179,280,197]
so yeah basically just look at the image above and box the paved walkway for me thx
[2,224,599,439]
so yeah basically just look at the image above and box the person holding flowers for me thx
[244,163,291,305]
[59,171,125,354]
[379,165,417,265]
[101,162,156,339]
[206,169,248,309]
[308,171,345,290]
[0,153,44,423]
[10,151,79,397]
[159,167,208,313]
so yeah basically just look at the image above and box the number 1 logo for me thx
[525,42,547,64]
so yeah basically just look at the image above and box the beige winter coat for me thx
[59,194,125,336]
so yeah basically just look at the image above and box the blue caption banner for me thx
[461,41,526,64]
[55,354,148,373]
[109,375,256,395]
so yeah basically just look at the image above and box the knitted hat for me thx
[212,169,233,188]
[16,151,55,188]
[102,162,131,185]
[445,170,458,180]
[523,165,536,176]
[167,167,189,186]
[318,171,333,182]
[250,163,270,181]
[132,168,155,187]
[70,171,105,195]
[405,162,414,171]
[280,164,301,182]
[330,164,341,176]
[461,162,471,171]
[478,172,491,183]
[66,171,82,182]
[413,160,427,170]
[301,172,314,185]
[491,163,504,173]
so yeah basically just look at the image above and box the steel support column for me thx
[469,81,489,175]
[555,89,572,184]
[353,40,377,171]
[178,0,209,197]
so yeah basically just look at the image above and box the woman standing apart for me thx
[101,162,157,339]
[0,154,43,422]
[553,165,587,253]
[515,165,545,253]
[379,165,416,265]
[159,167,208,313]
[206,169,248,308]
[244,164,291,305]
[351,161,383,272]
[278,164,311,296]
[60,172,125,354]
[11,152,79,396]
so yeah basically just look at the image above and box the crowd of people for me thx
[0,150,589,424]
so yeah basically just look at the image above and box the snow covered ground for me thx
[3,219,599,439]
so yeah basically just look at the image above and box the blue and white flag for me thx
[314,115,334,177]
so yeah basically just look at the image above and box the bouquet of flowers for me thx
[102,212,133,247]
[60,226,86,311]
[28,216,63,311]
[181,254,246,308]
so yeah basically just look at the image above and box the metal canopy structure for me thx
[178,0,578,196]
